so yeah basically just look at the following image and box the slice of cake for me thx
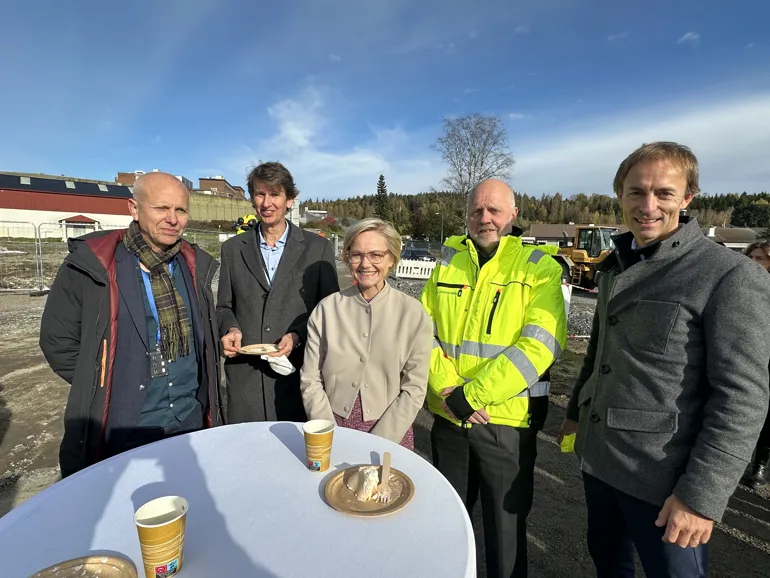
[346,466,380,502]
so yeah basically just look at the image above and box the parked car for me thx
[401,249,437,262]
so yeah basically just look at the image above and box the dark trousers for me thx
[583,473,708,578]
[104,405,203,459]
[431,416,538,578]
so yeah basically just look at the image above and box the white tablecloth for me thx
[0,422,476,577]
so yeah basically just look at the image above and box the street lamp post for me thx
[435,212,444,244]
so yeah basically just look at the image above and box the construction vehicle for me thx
[552,225,619,290]
[232,214,258,234]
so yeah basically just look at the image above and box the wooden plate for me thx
[238,343,278,355]
[30,555,138,577]
[323,464,415,517]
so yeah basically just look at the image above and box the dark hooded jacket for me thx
[39,229,223,477]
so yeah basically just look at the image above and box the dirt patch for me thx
[0,294,65,516]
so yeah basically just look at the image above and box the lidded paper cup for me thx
[134,496,188,578]
[303,419,335,472]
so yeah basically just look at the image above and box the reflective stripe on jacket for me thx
[419,233,567,428]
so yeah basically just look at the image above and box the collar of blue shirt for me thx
[258,220,290,249]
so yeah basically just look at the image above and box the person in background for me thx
[300,218,432,448]
[421,179,567,578]
[217,162,339,423]
[560,142,770,577]
[740,239,770,490]
[40,172,223,477]
[744,239,770,272]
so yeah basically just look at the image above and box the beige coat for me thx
[300,282,432,444]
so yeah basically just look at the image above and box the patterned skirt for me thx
[334,394,415,451]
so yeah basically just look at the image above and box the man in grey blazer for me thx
[560,142,770,577]
[217,162,339,423]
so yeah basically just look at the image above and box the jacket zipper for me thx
[437,282,468,297]
[202,258,221,426]
[98,339,107,387]
[486,290,501,334]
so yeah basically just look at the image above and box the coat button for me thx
[608,316,617,326]
[673,241,680,248]
[344,406,349,412]
[589,412,600,423]
[352,382,357,388]
[265,325,271,332]
[365,308,370,314]
[360,356,365,362]
[139,384,146,391]
[363,332,369,338]
[600,364,611,374]
[364,383,369,388]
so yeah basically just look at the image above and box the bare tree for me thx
[432,113,515,196]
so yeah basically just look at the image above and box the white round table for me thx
[0,422,476,578]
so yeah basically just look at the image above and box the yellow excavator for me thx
[553,225,619,289]
[233,214,258,234]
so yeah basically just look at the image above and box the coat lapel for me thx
[239,229,270,292]
[270,223,305,292]
[115,244,150,351]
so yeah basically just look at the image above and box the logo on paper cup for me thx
[154,559,179,578]
[308,459,322,471]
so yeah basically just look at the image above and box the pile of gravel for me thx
[389,276,597,338]
[567,294,596,337]
[388,277,426,300]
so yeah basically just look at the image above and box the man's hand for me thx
[221,328,242,358]
[267,332,299,358]
[439,387,490,425]
[558,418,579,445]
[655,494,714,548]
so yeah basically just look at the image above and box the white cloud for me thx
[608,31,629,41]
[514,25,530,35]
[223,86,444,199]
[463,88,480,95]
[329,53,342,62]
[746,43,755,49]
[509,113,531,120]
[677,31,700,44]
[511,92,770,195]
[469,30,478,39]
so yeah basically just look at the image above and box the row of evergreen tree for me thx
[305,175,769,240]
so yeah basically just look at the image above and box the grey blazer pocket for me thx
[606,408,679,433]
[629,300,680,355]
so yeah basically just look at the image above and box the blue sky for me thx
[1,0,769,200]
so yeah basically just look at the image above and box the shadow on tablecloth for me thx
[126,432,281,577]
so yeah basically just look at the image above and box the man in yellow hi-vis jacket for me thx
[420,179,567,578]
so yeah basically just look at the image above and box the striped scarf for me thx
[122,221,191,362]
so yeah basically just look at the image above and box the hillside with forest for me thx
[303,190,770,240]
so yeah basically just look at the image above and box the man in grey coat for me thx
[560,142,770,577]
[217,162,339,423]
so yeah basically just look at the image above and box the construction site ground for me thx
[1,273,769,576]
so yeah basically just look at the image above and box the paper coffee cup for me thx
[303,419,335,472]
[134,496,188,578]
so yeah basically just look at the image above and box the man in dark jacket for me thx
[218,162,339,423]
[40,172,224,478]
[560,142,770,577]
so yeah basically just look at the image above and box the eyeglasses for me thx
[346,251,388,264]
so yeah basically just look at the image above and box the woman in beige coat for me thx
[300,218,432,449]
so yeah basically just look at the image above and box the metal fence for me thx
[0,226,340,294]
[0,221,40,292]
[38,223,100,290]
